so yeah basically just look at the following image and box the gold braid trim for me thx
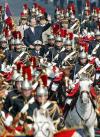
[47,101,61,117]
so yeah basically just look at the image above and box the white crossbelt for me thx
[62,51,76,65]
[52,47,65,62]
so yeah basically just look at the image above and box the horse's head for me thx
[79,80,91,104]
[33,109,55,137]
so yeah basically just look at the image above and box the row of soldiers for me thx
[0,0,99,135]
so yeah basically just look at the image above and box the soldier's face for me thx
[1,42,7,48]
[56,41,63,47]
[36,95,48,105]
[16,45,21,51]
[66,45,72,50]
[10,45,14,50]
[48,39,55,45]
[15,81,22,92]
[80,58,87,64]
[22,89,32,97]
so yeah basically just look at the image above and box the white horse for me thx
[32,109,56,137]
[65,80,97,137]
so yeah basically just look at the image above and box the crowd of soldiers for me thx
[0,0,99,136]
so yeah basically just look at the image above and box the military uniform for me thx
[5,50,16,65]
[70,60,88,80]
[57,49,73,67]
[35,100,64,130]
[40,43,54,57]
[47,45,62,63]
[88,39,100,55]
[9,95,38,124]
[2,89,20,114]
[31,49,41,57]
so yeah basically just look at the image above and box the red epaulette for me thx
[68,83,79,97]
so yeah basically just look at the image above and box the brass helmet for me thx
[21,74,32,90]
[36,86,48,96]
[79,51,87,59]
[10,39,15,45]
[64,39,72,45]
[48,34,55,40]
[14,38,22,45]
[0,35,6,42]
[55,36,63,42]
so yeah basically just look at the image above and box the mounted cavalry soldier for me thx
[69,13,80,34]
[34,78,65,131]
[70,51,89,80]
[88,29,100,55]
[5,39,16,65]
[47,36,64,65]
[2,69,23,114]
[57,38,75,67]
[40,34,55,57]
[0,35,8,53]
[1,74,37,129]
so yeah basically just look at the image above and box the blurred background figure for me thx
[53,0,66,9]
[90,0,97,11]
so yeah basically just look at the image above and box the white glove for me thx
[95,58,100,67]
[1,111,6,119]
[4,114,13,126]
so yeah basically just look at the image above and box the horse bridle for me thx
[33,121,51,137]
[80,90,90,103]
[75,91,92,123]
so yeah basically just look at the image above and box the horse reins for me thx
[75,100,92,123]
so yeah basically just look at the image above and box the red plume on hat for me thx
[12,31,22,39]
[85,0,90,11]
[80,42,88,53]
[3,27,11,38]
[20,12,27,19]
[39,74,48,87]
[40,7,46,14]
[16,31,22,39]
[68,32,73,40]
[23,65,32,81]
[68,3,75,14]
[59,28,67,38]
[29,56,36,68]
[5,17,12,26]
[34,2,39,9]
[52,23,60,35]
[0,5,2,11]
[86,0,90,7]
[23,4,28,9]
[16,61,24,71]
